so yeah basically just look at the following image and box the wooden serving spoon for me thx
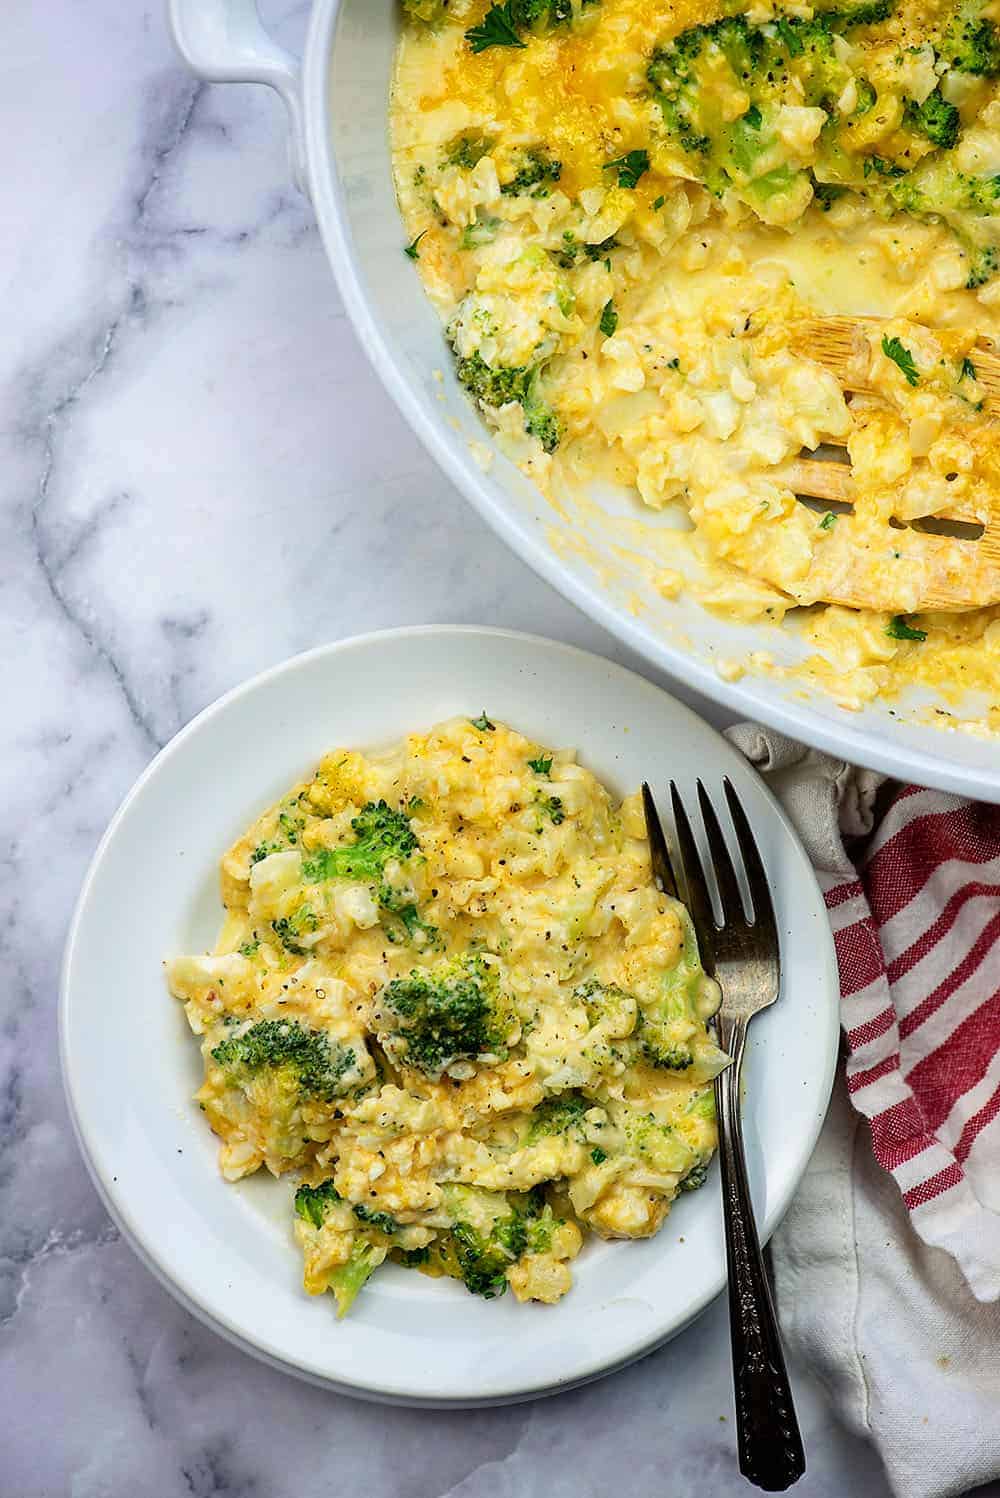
[770,315,1000,611]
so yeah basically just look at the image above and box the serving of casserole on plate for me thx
[165,713,728,1318]
[392,0,1000,727]
[60,628,838,1403]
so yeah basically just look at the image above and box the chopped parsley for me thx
[599,299,618,337]
[886,615,928,641]
[604,149,650,189]
[465,2,526,51]
[881,335,920,387]
[819,511,838,531]
[404,231,428,260]
[471,711,495,731]
[527,755,553,775]
[591,1147,608,1164]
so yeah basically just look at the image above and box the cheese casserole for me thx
[166,717,726,1314]
[391,0,1000,729]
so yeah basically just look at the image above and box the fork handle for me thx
[716,1016,805,1491]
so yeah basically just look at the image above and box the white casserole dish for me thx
[169,0,1000,801]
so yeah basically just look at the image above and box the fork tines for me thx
[644,778,779,978]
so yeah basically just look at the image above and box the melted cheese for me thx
[166,718,724,1309]
[392,0,1000,730]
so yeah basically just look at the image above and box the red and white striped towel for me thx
[729,725,1000,1497]
[828,786,1000,1300]
[727,723,1000,1301]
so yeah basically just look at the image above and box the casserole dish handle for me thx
[167,0,307,191]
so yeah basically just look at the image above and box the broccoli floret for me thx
[395,1246,431,1267]
[250,839,283,864]
[460,214,502,249]
[648,9,915,226]
[438,1185,557,1298]
[328,1239,384,1317]
[300,800,418,884]
[552,232,620,267]
[573,978,637,1036]
[616,1104,699,1174]
[525,1090,590,1142]
[300,800,434,944]
[940,0,1000,75]
[457,351,530,409]
[353,1202,400,1235]
[294,1178,341,1227]
[964,241,1000,286]
[377,880,440,949]
[640,911,729,1076]
[457,354,562,451]
[450,1216,523,1296]
[889,162,1000,218]
[403,0,447,20]
[905,90,960,149]
[962,174,1000,212]
[211,1020,360,1103]
[270,904,318,954]
[509,0,572,25]
[641,1030,694,1070]
[438,1185,526,1297]
[679,1162,710,1192]
[821,0,892,25]
[293,1181,388,1315]
[639,957,703,1070]
[522,370,562,452]
[673,1088,719,1190]
[500,147,562,196]
[520,1186,560,1253]
[376,953,517,1077]
[648,14,843,218]
[852,76,877,115]
[250,806,305,864]
[443,132,495,170]
[879,162,1000,283]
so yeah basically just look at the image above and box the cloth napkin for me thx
[726,724,1000,1498]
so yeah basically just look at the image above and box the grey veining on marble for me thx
[0,3,891,1494]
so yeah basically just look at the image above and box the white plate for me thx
[60,626,839,1406]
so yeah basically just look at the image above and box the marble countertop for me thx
[2,2,892,1493]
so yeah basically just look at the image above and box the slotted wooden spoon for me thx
[773,315,1000,611]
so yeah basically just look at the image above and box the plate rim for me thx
[59,624,840,1405]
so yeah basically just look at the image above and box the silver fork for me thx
[643,778,806,1493]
